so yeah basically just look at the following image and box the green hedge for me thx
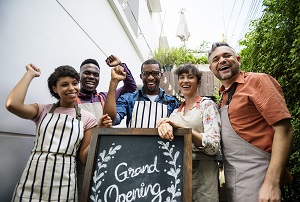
[239,0,300,200]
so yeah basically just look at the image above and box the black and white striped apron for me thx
[75,101,102,199]
[12,102,83,202]
[129,93,168,128]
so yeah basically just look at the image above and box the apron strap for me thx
[226,82,238,105]
[177,96,202,112]
[137,90,143,101]
[195,96,201,109]
[76,94,104,108]
[49,102,60,113]
[48,101,82,121]
[75,104,82,121]
[76,97,82,104]
[95,93,105,108]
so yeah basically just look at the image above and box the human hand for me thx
[156,118,185,129]
[168,120,185,129]
[105,55,121,67]
[258,181,281,202]
[25,64,41,77]
[156,118,170,128]
[111,65,126,82]
[157,122,174,141]
[98,114,113,128]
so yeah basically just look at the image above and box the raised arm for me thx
[5,64,40,119]
[105,55,137,99]
[103,65,126,121]
[117,63,137,95]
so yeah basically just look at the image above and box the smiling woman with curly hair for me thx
[6,64,112,201]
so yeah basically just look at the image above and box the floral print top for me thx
[169,97,221,155]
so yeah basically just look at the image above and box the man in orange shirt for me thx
[208,42,293,202]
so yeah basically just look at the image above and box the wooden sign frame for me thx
[81,128,192,202]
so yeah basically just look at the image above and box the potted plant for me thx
[153,47,178,71]
[153,47,207,71]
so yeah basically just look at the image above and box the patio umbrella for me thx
[176,8,190,44]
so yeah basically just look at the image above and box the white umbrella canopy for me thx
[176,8,191,43]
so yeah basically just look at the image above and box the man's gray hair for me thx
[207,42,237,61]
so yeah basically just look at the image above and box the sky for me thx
[160,0,264,52]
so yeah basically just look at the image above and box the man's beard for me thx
[217,67,239,81]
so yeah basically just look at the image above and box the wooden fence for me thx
[160,64,221,98]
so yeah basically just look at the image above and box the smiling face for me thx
[52,77,80,107]
[140,63,162,95]
[209,46,241,86]
[80,64,100,94]
[178,69,200,98]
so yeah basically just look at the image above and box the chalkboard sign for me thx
[81,128,192,202]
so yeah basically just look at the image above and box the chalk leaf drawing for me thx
[90,143,122,202]
[158,141,182,202]
[90,141,182,202]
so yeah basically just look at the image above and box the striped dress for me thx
[12,103,96,202]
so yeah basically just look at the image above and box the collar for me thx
[220,70,245,93]
[177,96,201,112]
[78,90,98,99]
[138,87,165,98]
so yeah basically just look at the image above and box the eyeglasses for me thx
[141,71,162,77]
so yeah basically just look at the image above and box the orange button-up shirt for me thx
[219,71,291,152]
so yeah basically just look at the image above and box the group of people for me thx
[6,42,293,202]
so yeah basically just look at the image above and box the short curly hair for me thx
[47,65,80,99]
[80,58,100,70]
[141,59,162,72]
[174,63,202,81]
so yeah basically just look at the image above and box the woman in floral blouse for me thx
[157,64,221,202]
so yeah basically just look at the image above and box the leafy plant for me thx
[153,46,208,70]
[239,0,300,200]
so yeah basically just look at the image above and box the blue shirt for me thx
[114,87,179,127]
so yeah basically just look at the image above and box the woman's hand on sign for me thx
[156,118,169,127]
[157,122,174,141]
[156,118,185,129]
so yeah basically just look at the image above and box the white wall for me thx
[0,0,163,135]
[0,0,163,200]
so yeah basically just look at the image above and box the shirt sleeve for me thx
[81,110,98,130]
[198,100,221,155]
[113,113,122,126]
[33,103,51,125]
[114,94,130,126]
[164,95,179,116]
[99,63,137,103]
[251,73,291,125]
